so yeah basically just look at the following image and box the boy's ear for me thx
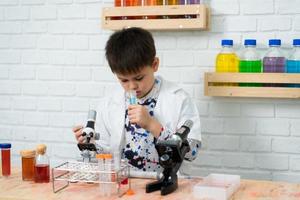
[152,57,159,72]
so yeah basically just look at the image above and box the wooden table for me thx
[1,169,300,200]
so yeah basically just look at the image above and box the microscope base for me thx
[146,174,178,195]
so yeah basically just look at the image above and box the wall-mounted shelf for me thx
[102,4,209,30]
[204,72,300,99]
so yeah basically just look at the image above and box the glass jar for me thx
[0,143,11,177]
[35,144,50,183]
[20,150,36,181]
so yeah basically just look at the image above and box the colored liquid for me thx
[1,149,11,176]
[263,57,285,72]
[124,0,141,6]
[179,0,200,4]
[216,53,239,72]
[263,56,285,87]
[286,60,300,87]
[239,60,262,87]
[143,0,157,19]
[35,164,50,183]
[22,157,35,181]
[216,53,239,86]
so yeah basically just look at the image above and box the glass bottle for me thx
[263,39,285,73]
[0,143,11,177]
[216,39,239,72]
[35,144,50,183]
[263,39,285,87]
[20,150,36,181]
[215,39,239,86]
[239,39,262,87]
[286,39,300,87]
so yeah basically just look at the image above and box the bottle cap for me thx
[36,144,47,155]
[20,150,36,158]
[244,39,256,46]
[104,154,113,159]
[269,39,281,46]
[293,39,300,46]
[0,143,11,149]
[221,39,233,46]
[126,188,135,195]
[96,154,106,159]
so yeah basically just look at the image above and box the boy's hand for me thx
[128,105,162,138]
[72,125,84,143]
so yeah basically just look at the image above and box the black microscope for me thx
[77,110,99,162]
[146,120,193,195]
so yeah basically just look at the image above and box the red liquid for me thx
[121,178,128,185]
[1,149,11,176]
[35,164,50,183]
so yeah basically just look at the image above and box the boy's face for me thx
[116,57,159,98]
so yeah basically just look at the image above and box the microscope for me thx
[77,110,99,163]
[146,120,193,195]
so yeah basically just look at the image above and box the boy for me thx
[73,27,201,175]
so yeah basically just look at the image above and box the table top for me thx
[1,169,300,200]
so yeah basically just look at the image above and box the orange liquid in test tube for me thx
[157,0,178,5]
[123,0,142,19]
[167,0,178,4]
[143,0,157,19]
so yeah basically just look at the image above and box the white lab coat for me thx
[95,76,201,176]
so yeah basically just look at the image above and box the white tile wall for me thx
[0,0,300,182]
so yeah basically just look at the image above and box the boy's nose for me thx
[129,82,138,90]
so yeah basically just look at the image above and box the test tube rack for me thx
[102,4,209,30]
[52,161,130,197]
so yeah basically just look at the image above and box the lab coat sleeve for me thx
[178,94,202,161]
[95,98,111,153]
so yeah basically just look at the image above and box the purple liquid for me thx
[179,0,200,4]
[263,56,285,87]
[263,57,285,72]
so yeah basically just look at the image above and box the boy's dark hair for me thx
[105,27,156,75]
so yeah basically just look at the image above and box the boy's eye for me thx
[135,76,144,81]
[121,79,128,83]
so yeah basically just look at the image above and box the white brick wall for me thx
[0,0,300,183]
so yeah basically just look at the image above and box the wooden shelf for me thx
[102,5,209,30]
[204,72,300,99]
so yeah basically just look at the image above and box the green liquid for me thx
[239,60,262,87]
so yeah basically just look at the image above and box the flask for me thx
[34,144,50,183]
[20,150,36,181]
[286,39,300,87]
[215,39,239,86]
[263,39,285,87]
[239,39,262,86]
[0,143,11,176]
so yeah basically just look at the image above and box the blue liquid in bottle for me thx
[286,39,300,87]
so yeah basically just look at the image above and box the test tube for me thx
[129,90,137,105]
[104,154,113,196]
[96,154,106,196]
